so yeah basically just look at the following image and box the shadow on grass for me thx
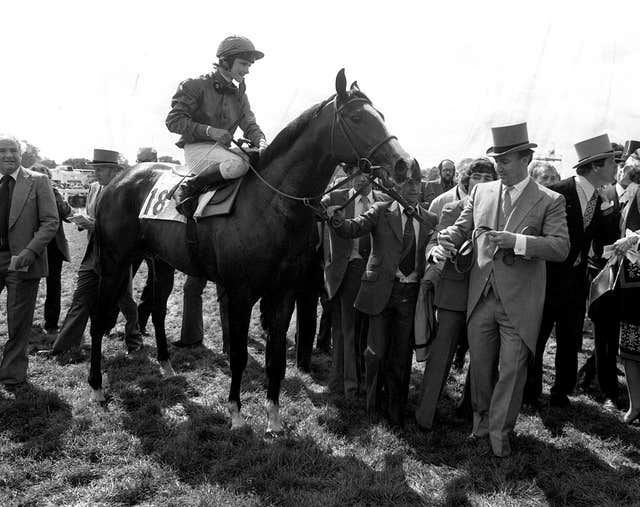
[103,364,423,505]
[0,382,72,456]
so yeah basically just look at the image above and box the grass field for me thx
[1,222,639,506]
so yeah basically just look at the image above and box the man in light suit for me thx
[438,123,569,456]
[0,134,58,385]
[321,170,386,397]
[53,149,142,355]
[415,158,496,430]
[328,165,438,426]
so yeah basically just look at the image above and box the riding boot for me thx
[174,162,225,217]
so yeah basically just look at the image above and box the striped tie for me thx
[583,192,597,229]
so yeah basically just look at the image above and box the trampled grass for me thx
[1,223,639,506]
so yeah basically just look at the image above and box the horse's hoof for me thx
[265,400,283,434]
[89,388,105,403]
[160,360,176,378]
[228,401,245,430]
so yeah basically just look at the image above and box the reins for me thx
[233,94,426,222]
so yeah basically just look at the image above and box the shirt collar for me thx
[360,191,373,203]
[575,175,596,200]
[4,166,22,181]
[504,175,530,192]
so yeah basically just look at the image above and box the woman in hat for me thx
[611,151,640,424]
[166,35,267,216]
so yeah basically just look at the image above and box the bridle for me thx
[239,94,399,218]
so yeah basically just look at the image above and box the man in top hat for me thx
[579,141,637,402]
[327,164,438,426]
[166,35,267,217]
[524,134,620,408]
[0,134,58,386]
[53,149,143,355]
[321,167,388,398]
[437,122,569,456]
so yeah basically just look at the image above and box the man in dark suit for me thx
[524,134,620,408]
[321,171,386,397]
[328,166,438,425]
[30,164,73,334]
[420,159,456,208]
[438,123,569,456]
[0,135,59,385]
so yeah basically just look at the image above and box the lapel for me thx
[417,207,431,252]
[564,177,584,233]
[9,167,33,229]
[505,179,542,232]
[620,189,639,231]
[386,201,403,243]
[481,181,501,230]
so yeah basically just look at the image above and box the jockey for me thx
[166,35,267,216]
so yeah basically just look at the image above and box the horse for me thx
[89,69,415,432]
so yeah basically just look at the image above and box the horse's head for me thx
[329,69,417,188]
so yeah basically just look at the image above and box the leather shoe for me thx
[171,340,203,349]
[550,393,571,408]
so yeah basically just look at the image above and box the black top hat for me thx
[87,148,121,167]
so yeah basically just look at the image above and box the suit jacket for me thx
[80,182,102,272]
[420,178,453,209]
[444,179,569,351]
[428,185,464,220]
[545,177,613,299]
[7,167,59,279]
[426,198,469,312]
[52,187,72,261]
[321,188,387,298]
[334,201,438,315]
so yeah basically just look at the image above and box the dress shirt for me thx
[349,190,374,261]
[574,175,596,214]
[6,167,21,181]
[617,182,627,202]
[396,204,420,282]
[504,176,530,256]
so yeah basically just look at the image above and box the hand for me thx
[486,230,516,249]
[437,230,457,252]
[14,249,36,270]
[208,127,233,145]
[325,205,345,227]
[430,245,455,262]
[258,139,268,155]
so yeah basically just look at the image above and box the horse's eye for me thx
[350,114,361,123]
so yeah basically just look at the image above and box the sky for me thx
[2,0,639,176]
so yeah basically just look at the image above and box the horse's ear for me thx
[350,80,360,92]
[335,69,347,100]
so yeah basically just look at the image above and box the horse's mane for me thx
[258,95,335,169]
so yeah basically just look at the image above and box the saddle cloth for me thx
[139,170,242,223]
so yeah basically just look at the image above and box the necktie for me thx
[502,185,514,224]
[583,192,597,229]
[0,175,12,250]
[358,195,371,256]
[398,209,416,276]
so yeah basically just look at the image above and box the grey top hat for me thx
[486,122,537,157]
[573,134,622,168]
[87,148,121,167]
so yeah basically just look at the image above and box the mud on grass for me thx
[0,223,639,505]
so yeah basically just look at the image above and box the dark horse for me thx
[89,70,414,431]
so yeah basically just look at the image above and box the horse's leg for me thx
[261,289,296,434]
[150,259,176,377]
[88,262,130,402]
[227,294,252,429]
[216,283,231,355]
